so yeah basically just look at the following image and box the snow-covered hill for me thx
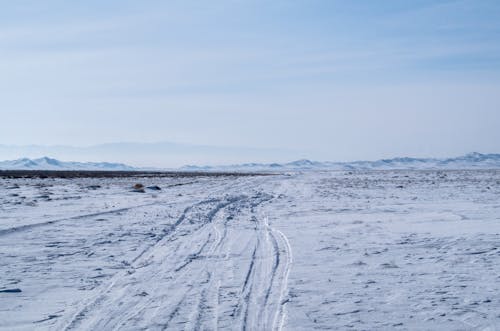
[0,157,135,171]
[182,152,500,171]
[3,153,500,172]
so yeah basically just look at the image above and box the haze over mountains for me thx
[1,153,500,171]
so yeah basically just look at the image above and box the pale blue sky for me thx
[1,0,500,165]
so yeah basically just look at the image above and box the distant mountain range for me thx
[0,142,296,168]
[1,153,500,171]
[0,157,135,171]
[182,152,500,171]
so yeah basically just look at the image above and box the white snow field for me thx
[0,170,499,330]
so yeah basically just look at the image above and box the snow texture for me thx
[0,170,499,330]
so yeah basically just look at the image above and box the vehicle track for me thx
[55,189,292,331]
[238,213,292,331]
[0,201,162,237]
[0,180,205,237]
[59,198,224,330]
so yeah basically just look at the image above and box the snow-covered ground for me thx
[1,170,499,330]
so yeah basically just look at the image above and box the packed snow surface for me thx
[0,170,499,330]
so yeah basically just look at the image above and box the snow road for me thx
[59,193,290,331]
[1,170,500,330]
[0,175,292,331]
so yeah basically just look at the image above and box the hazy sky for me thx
[1,0,500,163]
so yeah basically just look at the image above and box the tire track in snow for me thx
[161,196,248,330]
[259,217,281,329]
[161,193,271,330]
[244,214,293,331]
[109,196,247,330]
[239,240,259,331]
[0,179,213,238]
[57,189,291,331]
[122,197,238,330]
[272,227,293,331]
[60,198,222,331]
[265,215,294,331]
[0,201,163,237]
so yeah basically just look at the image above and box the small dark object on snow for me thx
[147,185,161,191]
[132,183,145,193]
[0,288,22,293]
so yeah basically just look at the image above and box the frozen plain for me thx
[0,170,499,330]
